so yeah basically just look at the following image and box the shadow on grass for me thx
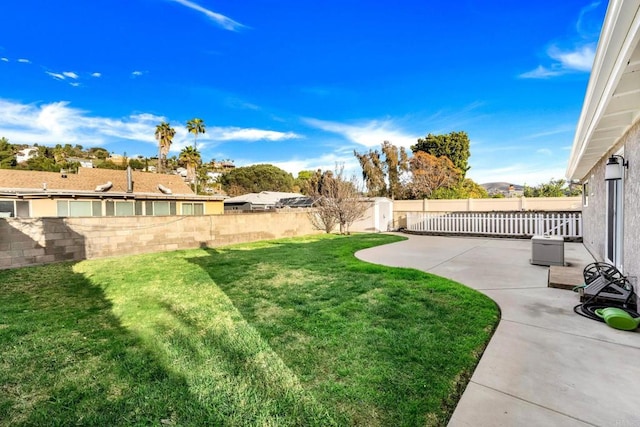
[0,262,216,426]
[188,234,499,426]
[2,234,497,426]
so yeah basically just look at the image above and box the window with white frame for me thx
[182,202,204,215]
[0,200,30,217]
[104,200,135,216]
[144,201,176,216]
[57,200,102,217]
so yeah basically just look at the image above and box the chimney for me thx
[126,166,134,193]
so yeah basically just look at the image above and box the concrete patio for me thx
[356,234,640,427]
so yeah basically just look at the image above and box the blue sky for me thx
[0,0,607,185]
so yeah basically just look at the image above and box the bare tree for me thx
[308,201,339,233]
[306,165,368,234]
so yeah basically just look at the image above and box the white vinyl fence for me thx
[406,211,582,239]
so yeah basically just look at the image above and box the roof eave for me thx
[567,0,640,181]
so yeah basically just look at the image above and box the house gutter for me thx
[566,0,640,180]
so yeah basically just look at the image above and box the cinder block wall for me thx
[1,218,87,269]
[1,210,322,269]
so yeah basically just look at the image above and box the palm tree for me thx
[154,122,176,173]
[179,146,201,189]
[186,118,206,151]
[186,118,206,192]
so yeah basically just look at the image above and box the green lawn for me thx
[0,234,499,426]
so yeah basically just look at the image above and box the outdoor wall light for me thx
[604,154,629,181]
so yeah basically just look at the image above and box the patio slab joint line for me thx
[468,381,599,427]
[478,286,546,291]
[501,318,640,350]
[425,242,490,272]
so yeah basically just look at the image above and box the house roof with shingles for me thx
[0,168,225,201]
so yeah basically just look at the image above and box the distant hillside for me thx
[481,182,524,195]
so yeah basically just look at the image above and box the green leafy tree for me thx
[411,131,471,176]
[354,148,386,196]
[23,147,58,171]
[354,141,409,198]
[0,137,16,168]
[523,178,580,197]
[155,122,176,173]
[381,141,409,199]
[430,178,489,199]
[88,147,110,160]
[94,159,126,170]
[196,165,215,193]
[220,164,295,196]
[295,170,315,194]
[128,157,145,170]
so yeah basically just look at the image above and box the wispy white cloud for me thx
[520,65,563,79]
[0,100,103,145]
[168,0,246,31]
[0,99,301,156]
[520,44,596,79]
[0,100,182,148]
[45,70,83,86]
[576,1,603,37]
[131,70,144,77]
[522,124,576,139]
[520,3,602,79]
[1,57,8,62]
[46,71,66,80]
[213,127,300,141]
[303,117,418,149]
[226,98,260,110]
[549,44,595,72]
[536,148,553,156]
[269,152,360,177]
[91,72,102,78]
[17,58,30,63]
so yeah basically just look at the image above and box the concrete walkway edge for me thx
[355,234,640,427]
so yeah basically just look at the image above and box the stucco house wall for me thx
[580,113,640,298]
[566,1,640,308]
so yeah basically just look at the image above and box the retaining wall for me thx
[1,210,322,269]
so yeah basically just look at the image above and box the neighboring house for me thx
[67,157,94,168]
[567,0,640,285]
[224,191,304,211]
[15,147,38,163]
[0,167,224,218]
